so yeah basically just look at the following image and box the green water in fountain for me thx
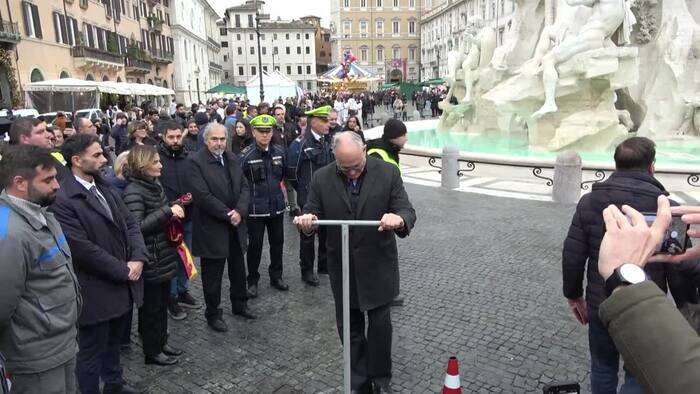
[408,128,700,167]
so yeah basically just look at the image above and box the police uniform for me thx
[286,105,334,286]
[240,115,289,294]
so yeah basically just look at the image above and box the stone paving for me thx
[122,183,592,393]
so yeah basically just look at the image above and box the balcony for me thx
[0,20,21,47]
[71,45,124,70]
[147,17,163,33]
[125,55,152,75]
[149,48,173,64]
[209,61,223,72]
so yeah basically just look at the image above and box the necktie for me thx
[90,185,113,221]
[218,154,225,167]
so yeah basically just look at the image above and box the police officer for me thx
[286,105,334,287]
[240,114,289,298]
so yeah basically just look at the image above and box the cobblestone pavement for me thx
[122,183,591,393]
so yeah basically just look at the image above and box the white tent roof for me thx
[245,71,296,88]
[24,79,174,96]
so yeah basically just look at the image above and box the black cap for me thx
[383,119,407,140]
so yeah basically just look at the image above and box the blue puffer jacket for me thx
[239,143,287,217]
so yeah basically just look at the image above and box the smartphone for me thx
[543,383,580,394]
[642,213,690,255]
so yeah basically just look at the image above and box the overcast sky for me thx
[214,0,331,27]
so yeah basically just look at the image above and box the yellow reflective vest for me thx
[367,148,401,174]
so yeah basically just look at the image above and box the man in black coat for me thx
[561,137,675,393]
[50,134,149,394]
[158,121,199,318]
[186,123,255,333]
[295,132,417,393]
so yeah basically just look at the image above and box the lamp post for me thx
[255,0,265,103]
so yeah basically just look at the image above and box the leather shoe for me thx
[207,318,228,332]
[302,271,320,287]
[271,278,289,291]
[391,294,404,307]
[247,284,258,299]
[233,307,257,320]
[162,344,183,356]
[144,353,178,366]
[372,381,394,393]
[103,383,148,394]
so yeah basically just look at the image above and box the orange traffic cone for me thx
[442,356,461,393]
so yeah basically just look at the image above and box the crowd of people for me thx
[2,92,700,394]
[0,94,416,393]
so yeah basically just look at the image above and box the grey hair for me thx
[332,131,365,152]
[202,122,226,140]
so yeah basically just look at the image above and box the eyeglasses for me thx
[337,158,366,174]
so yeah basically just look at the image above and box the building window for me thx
[22,2,43,39]
[225,71,229,79]
[305,33,309,39]
[238,47,243,55]
[298,65,302,74]
[377,47,384,62]
[30,68,44,82]
[239,66,244,75]
[237,33,241,40]
[296,46,301,54]
[287,65,292,74]
[285,46,290,54]
[307,81,312,90]
[377,0,382,7]
[392,20,399,35]
[262,47,266,55]
[235,14,240,27]
[296,33,300,39]
[409,20,415,35]
[361,0,367,7]
[220,28,227,36]
[285,33,289,39]
[343,0,349,7]
[251,66,256,75]
[305,46,310,54]
[248,14,254,27]
[409,47,416,61]
[409,0,415,8]
[393,47,400,60]
[360,47,368,62]
[263,65,268,72]
[60,70,70,79]
[306,65,311,74]
[376,20,383,35]
[223,54,228,62]
[393,0,399,8]
[250,46,254,54]
[221,41,228,47]
[343,20,351,37]
[273,33,277,40]
[360,20,368,38]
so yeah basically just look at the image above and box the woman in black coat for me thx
[229,118,254,155]
[343,115,365,143]
[122,145,185,366]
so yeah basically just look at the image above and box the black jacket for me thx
[304,157,417,310]
[183,132,201,153]
[562,171,673,307]
[186,148,249,258]
[366,138,401,164]
[286,131,334,208]
[272,122,299,149]
[158,142,190,203]
[122,177,178,284]
[239,144,286,217]
[112,124,128,156]
[50,175,148,326]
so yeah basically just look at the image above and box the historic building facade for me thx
[300,15,332,75]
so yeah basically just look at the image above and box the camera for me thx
[643,213,689,255]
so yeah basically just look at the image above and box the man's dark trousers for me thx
[299,227,327,274]
[200,229,246,320]
[76,312,131,394]
[246,214,284,285]
[334,301,392,389]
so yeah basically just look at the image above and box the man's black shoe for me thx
[207,318,228,332]
[391,295,404,307]
[145,353,178,366]
[247,284,258,298]
[162,344,183,356]
[177,291,200,309]
[103,383,148,394]
[302,272,320,287]
[233,307,257,320]
[271,278,289,291]
[372,381,394,393]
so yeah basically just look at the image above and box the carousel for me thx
[317,50,381,92]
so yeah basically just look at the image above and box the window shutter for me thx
[31,4,42,39]
[53,12,61,43]
[59,14,67,44]
[22,2,32,37]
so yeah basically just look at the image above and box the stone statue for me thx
[525,0,636,119]
[676,99,700,136]
[460,22,483,104]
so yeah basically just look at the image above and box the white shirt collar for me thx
[74,175,97,192]
[310,130,322,141]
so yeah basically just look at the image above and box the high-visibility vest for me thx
[51,151,67,166]
[367,148,401,174]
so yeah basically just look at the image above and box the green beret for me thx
[304,105,332,119]
[250,114,276,129]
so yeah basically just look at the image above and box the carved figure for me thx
[526,0,636,119]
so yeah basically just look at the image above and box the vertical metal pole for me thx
[341,224,351,393]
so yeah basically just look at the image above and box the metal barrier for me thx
[312,220,382,393]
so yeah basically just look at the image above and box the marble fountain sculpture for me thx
[438,0,700,152]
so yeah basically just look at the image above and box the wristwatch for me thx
[605,264,647,296]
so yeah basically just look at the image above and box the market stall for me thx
[245,71,298,105]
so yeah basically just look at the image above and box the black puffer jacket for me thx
[562,171,673,307]
[122,177,178,284]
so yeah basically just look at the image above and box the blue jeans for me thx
[170,221,192,297]
[588,305,644,394]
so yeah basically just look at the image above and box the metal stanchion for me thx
[312,220,381,393]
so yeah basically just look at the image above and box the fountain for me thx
[366,0,700,172]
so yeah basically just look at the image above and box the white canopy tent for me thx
[24,79,175,113]
[245,71,299,105]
